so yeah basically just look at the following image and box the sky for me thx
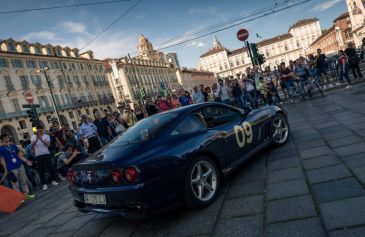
[0,0,348,68]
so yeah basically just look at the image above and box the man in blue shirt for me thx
[0,134,34,199]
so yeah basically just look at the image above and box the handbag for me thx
[0,185,25,213]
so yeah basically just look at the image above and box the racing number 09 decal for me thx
[234,122,253,148]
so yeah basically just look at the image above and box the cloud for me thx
[23,31,57,41]
[61,21,87,33]
[186,41,206,48]
[188,6,217,15]
[311,0,341,12]
[21,26,136,59]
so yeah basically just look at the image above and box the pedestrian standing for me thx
[217,79,230,105]
[123,104,137,127]
[192,86,205,104]
[112,112,127,134]
[31,126,59,191]
[156,96,170,112]
[79,115,100,155]
[345,42,363,79]
[171,94,180,108]
[94,111,112,145]
[243,75,257,109]
[338,50,352,88]
[199,85,208,102]
[232,79,244,108]
[146,99,159,115]
[134,104,145,121]
[178,90,190,106]
[0,134,35,199]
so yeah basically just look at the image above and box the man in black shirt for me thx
[145,99,158,116]
[345,43,363,79]
[93,111,112,146]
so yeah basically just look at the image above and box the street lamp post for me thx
[38,67,61,125]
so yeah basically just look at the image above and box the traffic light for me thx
[27,108,38,127]
[258,54,266,65]
[160,82,168,97]
[140,88,146,99]
[250,43,259,65]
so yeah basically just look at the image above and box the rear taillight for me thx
[111,170,122,184]
[67,169,76,185]
[123,167,138,183]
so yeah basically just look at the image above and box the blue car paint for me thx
[69,103,287,219]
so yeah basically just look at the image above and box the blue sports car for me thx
[68,103,289,219]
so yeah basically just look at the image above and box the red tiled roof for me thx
[257,33,293,47]
[289,18,319,30]
[334,12,349,22]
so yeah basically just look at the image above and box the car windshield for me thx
[112,112,178,145]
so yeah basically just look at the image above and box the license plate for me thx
[84,194,106,205]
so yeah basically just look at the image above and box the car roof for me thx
[154,102,232,116]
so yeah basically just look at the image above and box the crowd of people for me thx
[0,40,364,206]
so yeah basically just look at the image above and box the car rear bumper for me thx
[70,183,179,220]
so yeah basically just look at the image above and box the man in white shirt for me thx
[79,115,100,155]
[31,126,59,191]
[218,79,231,105]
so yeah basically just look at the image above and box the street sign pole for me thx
[41,68,61,125]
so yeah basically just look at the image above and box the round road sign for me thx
[237,29,249,41]
[24,91,34,104]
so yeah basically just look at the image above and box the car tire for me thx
[184,156,220,209]
[272,114,290,146]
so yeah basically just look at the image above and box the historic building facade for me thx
[199,18,322,78]
[176,68,216,93]
[105,35,180,104]
[307,12,355,55]
[165,52,180,69]
[0,38,116,142]
[346,0,365,47]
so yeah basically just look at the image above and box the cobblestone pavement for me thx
[1,83,365,237]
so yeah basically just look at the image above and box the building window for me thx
[26,60,37,68]
[68,111,74,119]
[79,64,84,70]
[19,75,30,90]
[345,30,353,39]
[284,45,289,51]
[4,76,15,91]
[56,48,61,56]
[35,47,41,54]
[66,51,70,57]
[47,48,53,55]
[54,95,61,106]
[19,120,27,129]
[71,63,76,70]
[12,59,24,68]
[0,58,8,68]
[7,43,16,52]
[266,51,270,57]
[31,75,42,89]
[22,45,29,53]
[11,99,21,112]
[39,61,48,69]
[62,63,67,70]
[51,61,60,69]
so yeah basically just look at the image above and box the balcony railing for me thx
[38,107,54,113]
[0,111,27,120]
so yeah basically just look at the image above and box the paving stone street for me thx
[1,83,365,237]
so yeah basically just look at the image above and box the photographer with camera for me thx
[31,126,59,191]
[57,145,82,177]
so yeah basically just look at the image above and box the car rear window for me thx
[112,113,178,145]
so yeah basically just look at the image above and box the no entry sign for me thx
[237,29,249,41]
[24,91,34,104]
